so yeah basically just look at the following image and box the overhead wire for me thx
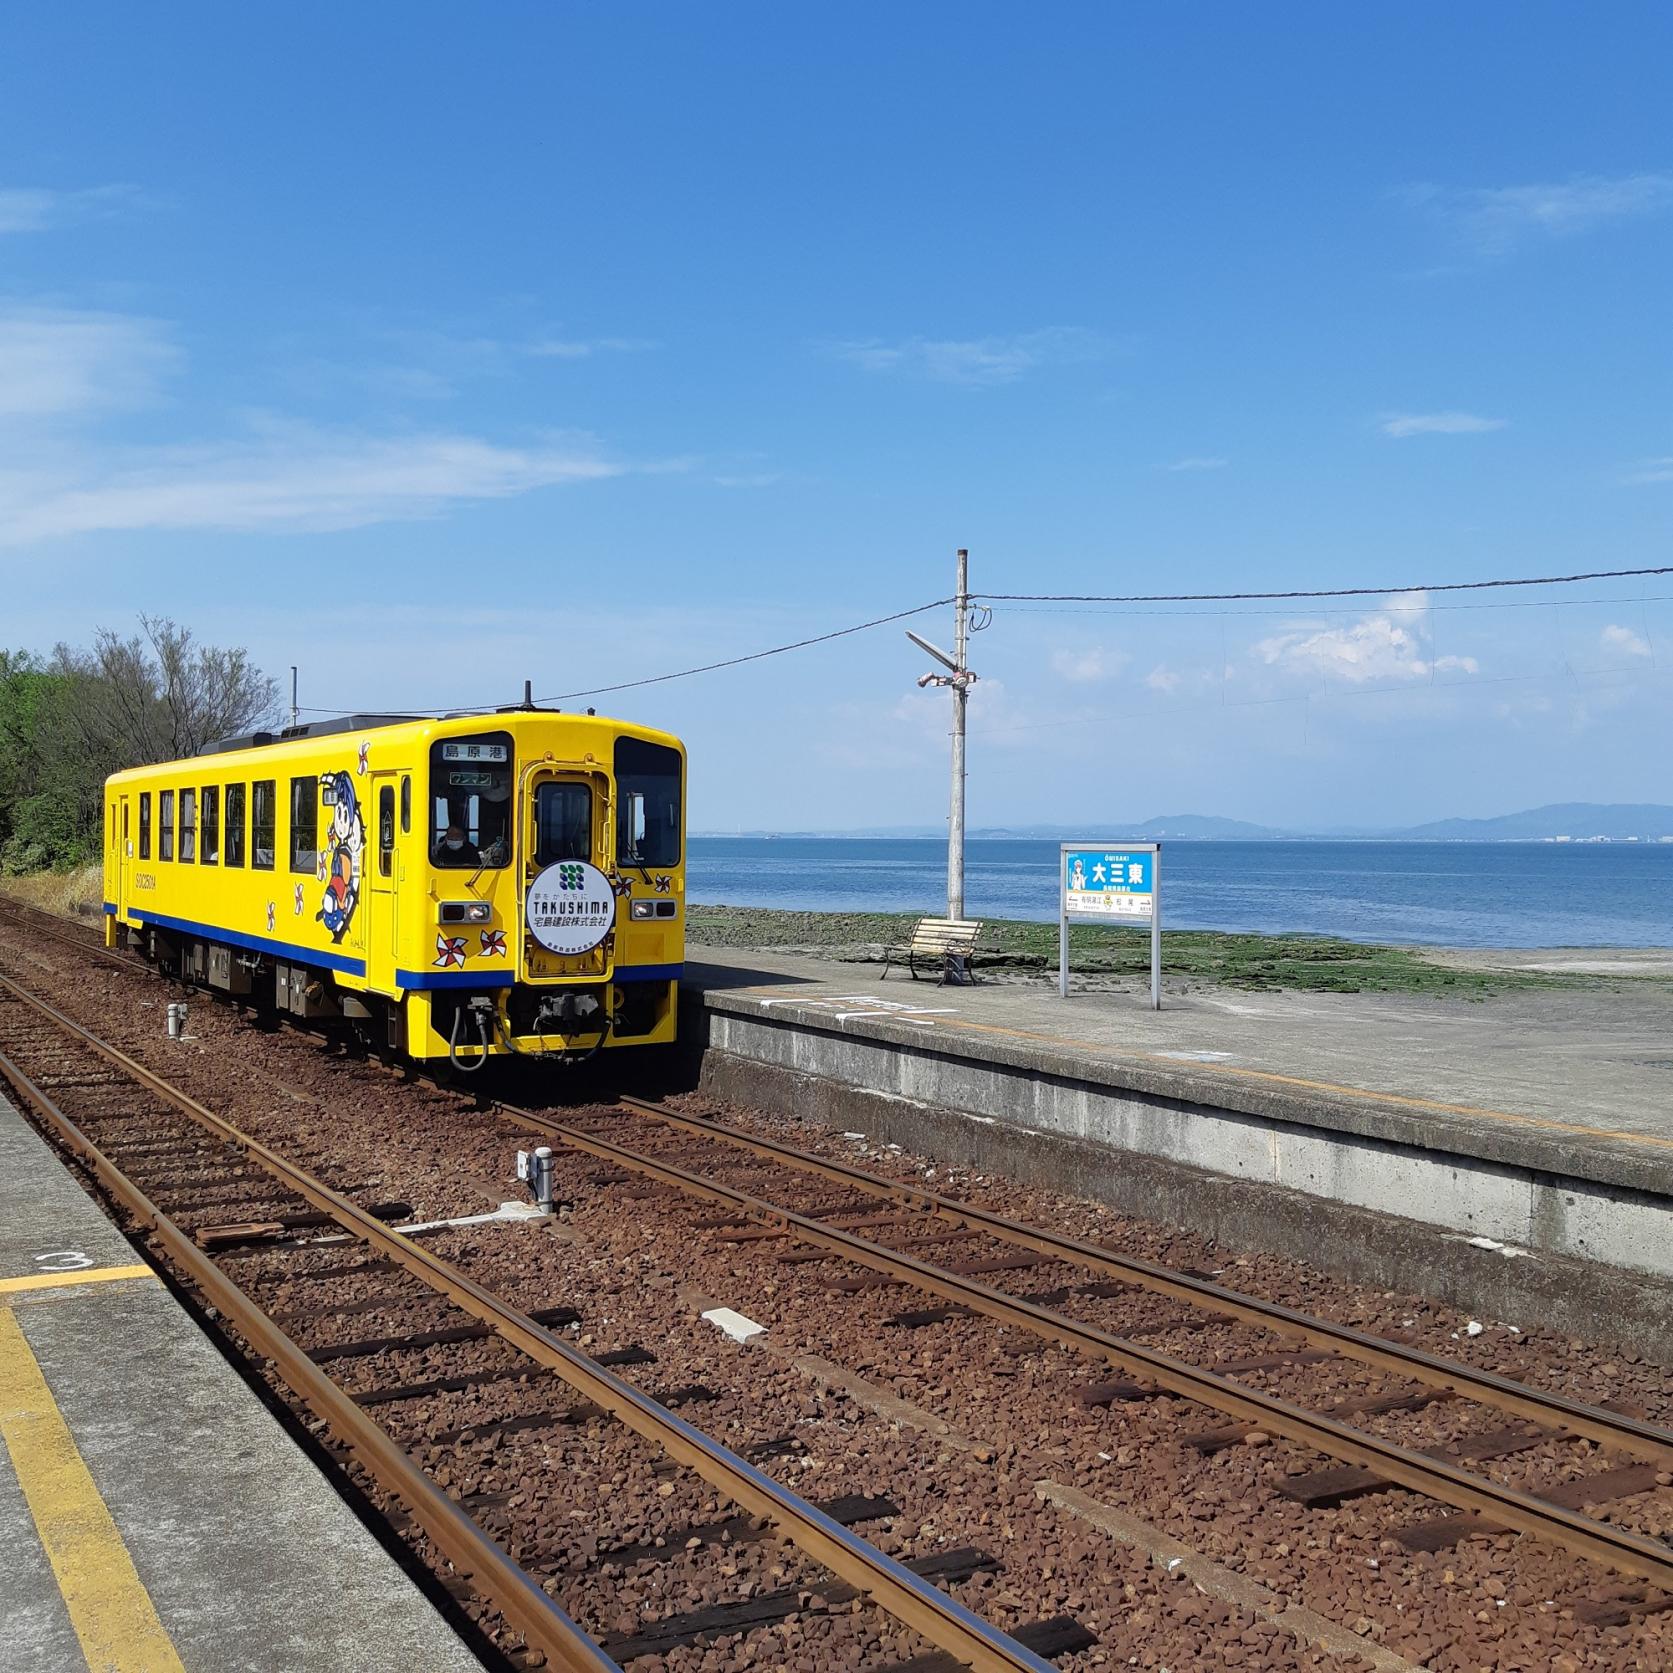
[971,564,1673,605]
[289,563,1672,713]
[541,597,954,702]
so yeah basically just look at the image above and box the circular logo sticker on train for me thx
[526,860,617,955]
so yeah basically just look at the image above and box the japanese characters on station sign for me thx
[1063,848,1155,921]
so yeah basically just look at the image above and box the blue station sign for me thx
[1063,848,1156,921]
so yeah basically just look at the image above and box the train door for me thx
[112,794,129,943]
[367,773,400,979]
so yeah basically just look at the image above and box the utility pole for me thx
[906,548,977,923]
[948,547,970,921]
[289,667,299,730]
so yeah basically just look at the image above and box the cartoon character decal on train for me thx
[316,769,364,943]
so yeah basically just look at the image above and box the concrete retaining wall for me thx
[692,1000,1673,1358]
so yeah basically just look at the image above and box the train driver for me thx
[434,822,481,866]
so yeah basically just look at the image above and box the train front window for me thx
[535,783,592,865]
[615,737,682,867]
[430,734,512,867]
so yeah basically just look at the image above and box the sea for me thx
[687,837,1673,949]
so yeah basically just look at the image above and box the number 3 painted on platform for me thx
[34,1249,95,1272]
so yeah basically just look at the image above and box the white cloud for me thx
[1050,645,1127,684]
[0,308,178,419]
[829,327,1113,387]
[1145,666,1182,693]
[1380,411,1507,438]
[1622,456,1673,485]
[0,426,623,546]
[1402,173,1673,254]
[1601,624,1652,658]
[525,336,658,359]
[1162,456,1227,472]
[0,184,145,235]
[1256,592,1480,684]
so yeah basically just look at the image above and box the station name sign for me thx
[1059,841,1162,1009]
[1063,848,1155,922]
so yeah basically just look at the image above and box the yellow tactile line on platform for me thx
[727,985,1673,1155]
[0,1264,156,1298]
[0,1307,187,1673]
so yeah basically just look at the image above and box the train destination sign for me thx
[1059,841,1162,1009]
[526,860,617,955]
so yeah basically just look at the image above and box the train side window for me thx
[225,784,246,867]
[289,776,317,873]
[201,787,219,864]
[399,775,411,834]
[139,793,151,860]
[251,780,275,870]
[378,786,395,878]
[159,791,174,861]
[179,789,196,862]
[122,800,130,847]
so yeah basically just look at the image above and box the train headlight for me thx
[630,900,655,920]
[439,901,492,924]
[630,900,678,920]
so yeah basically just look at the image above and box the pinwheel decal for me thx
[479,928,507,957]
[434,934,468,969]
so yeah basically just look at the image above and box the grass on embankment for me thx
[0,863,103,919]
[685,904,1586,997]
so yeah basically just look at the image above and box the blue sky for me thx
[2,4,1669,830]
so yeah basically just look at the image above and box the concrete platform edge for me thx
[700,988,1670,1197]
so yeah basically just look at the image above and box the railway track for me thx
[488,1097,1673,1598]
[0,968,1068,1672]
[5,891,1673,1652]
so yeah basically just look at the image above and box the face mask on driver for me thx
[445,838,464,851]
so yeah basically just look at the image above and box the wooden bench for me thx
[881,917,984,985]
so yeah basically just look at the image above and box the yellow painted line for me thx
[724,982,1673,1155]
[0,1307,187,1673]
[0,1265,157,1298]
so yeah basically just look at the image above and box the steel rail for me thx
[0,1050,618,1671]
[0,974,1053,1673]
[0,900,151,976]
[501,1097,1673,1589]
[613,1095,1673,1469]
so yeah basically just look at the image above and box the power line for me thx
[998,591,1673,618]
[290,563,1673,715]
[541,597,954,702]
[975,564,1673,605]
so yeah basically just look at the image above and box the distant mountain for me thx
[963,815,1290,840]
[692,803,1673,842]
[1394,803,1673,841]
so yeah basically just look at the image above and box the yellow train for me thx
[102,707,685,1065]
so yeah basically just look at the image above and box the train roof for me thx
[102,711,682,788]
[192,707,680,760]
[197,713,424,755]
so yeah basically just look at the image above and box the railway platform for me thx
[0,1091,481,1673]
[683,946,1673,1356]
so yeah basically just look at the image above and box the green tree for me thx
[0,619,277,873]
